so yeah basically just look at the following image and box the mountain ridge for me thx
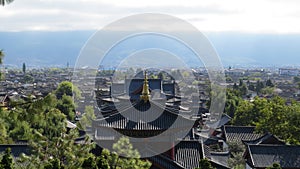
[1,31,300,68]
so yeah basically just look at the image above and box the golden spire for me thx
[140,71,150,103]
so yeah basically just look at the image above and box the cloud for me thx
[0,0,300,33]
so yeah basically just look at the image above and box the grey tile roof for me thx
[247,144,300,168]
[0,144,31,157]
[93,101,193,132]
[203,143,230,169]
[223,126,262,143]
[174,141,203,169]
[162,83,175,95]
[208,114,231,129]
[242,133,285,145]
[149,154,184,169]
[140,141,204,169]
[125,79,162,96]
[210,152,230,168]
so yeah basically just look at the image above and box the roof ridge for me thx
[224,125,256,128]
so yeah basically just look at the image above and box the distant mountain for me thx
[0,31,94,68]
[207,32,300,67]
[1,31,300,68]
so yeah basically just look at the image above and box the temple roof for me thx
[223,125,263,143]
[93,100,194,131]
[242,133,285,145]
[245,144,300,168]
[174,141,203,169]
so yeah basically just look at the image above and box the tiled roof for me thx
[111,83,125,95]
[162,83,175,95]
[142,141,204,169]
[125,79,162,96]
[0,144,31,157]
[210,152,230,168]
[93,101,194,131]
[203,143,230,169]
[223,126,262,143]
[247,144,300,168]
[149,154,183,169]
[208,114,231,129]
[174,141,203,169]
[242,133,285,145]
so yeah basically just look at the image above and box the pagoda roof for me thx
[93,100,195,131]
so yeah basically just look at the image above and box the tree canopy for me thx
[0,81,152,168]
[231,96,300,144]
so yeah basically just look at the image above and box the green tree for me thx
[261,86,275,95]
[43,108,67,139]
[224,89,242,118]
[0,148,14,169]
[266,79,274,87]
[8,91,95,168]
[239,79,243,87]
[196,158,215,169]
[286,103,300,144]
[79,105,96,129]
[158,72,164,80]
[266,163,282,169]
[232,99,255,125]
[256,96,288,138]
[0,50,3,64]
[22,62,26,74]
[9,120,32,140]
[26,127,95,168]
[231,95,300,144]
[227,142,245,168]
[82,155,97,169]
[248,84,255,91]
[44,158,61,169]
[55,81,73,99]
[226,76,233,82]
[233,83,239,90]
[99,137,151,169]
[23,74,34,83]
[255,80,264,94]
[112,137,151,169]
[97,149,112,169]
[112,137,140,158]
[294,76,300,83]
[56,94,75,121]
[55,81,81,100]
[239,83,248,96]
[0,118,11,144]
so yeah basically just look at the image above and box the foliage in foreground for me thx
[0,81,151,169]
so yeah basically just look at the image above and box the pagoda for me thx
[92,71,213,169]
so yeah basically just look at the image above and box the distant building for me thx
[225,69,245,76]
[279,68,299,76]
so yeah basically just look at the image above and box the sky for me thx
[1,0,300,33]
[1,0,300,68]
